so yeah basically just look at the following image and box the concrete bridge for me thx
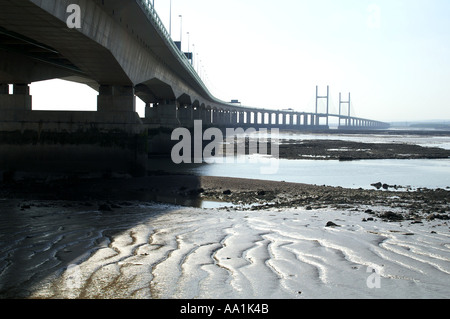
[0,0,389,177]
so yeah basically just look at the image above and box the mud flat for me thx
[276,139,450,161]
[0,192,449,299]
[1,174,449,299]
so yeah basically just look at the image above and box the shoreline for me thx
[2,173,449,223]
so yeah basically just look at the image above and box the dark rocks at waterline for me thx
[377,211,404,222]
[371,182,382,190]
[370,182,406,190]
[426,213,450,221]
[325,221,340,227]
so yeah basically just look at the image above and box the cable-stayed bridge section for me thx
[0,0,389,176]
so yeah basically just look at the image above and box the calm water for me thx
[151,132,450,190]
[148,157,450,190]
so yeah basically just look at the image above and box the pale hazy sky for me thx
[32,0,450,122]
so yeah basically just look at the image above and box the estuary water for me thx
[148,157,450,190]
[149,131,450,190]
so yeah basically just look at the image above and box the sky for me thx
[31,0,450,122]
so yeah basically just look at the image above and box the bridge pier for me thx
[0,83,32,111]
[238,111,245,125]
[146,101,179,125]
[203,108,212,124]
[178,105,193,126]
[231,111,238,124]
[97,85,136,113]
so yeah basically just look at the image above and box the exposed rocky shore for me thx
[269,138,450,160]
[1,173,449,224]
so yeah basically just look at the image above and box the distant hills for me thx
[389,120,450,130]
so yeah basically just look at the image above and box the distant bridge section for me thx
[0,0,389,176]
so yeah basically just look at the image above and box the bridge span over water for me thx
[0,0,389,176]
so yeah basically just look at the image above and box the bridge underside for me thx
[0,0,389,177]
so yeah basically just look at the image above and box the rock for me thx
[371,182,382,190]
[382,183,389,190]
[223,189,232,195]
[326,221,339,227]
[257,190,266,196]
[378,211,404,221]
[426,213,450,221]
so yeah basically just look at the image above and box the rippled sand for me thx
[0,200,449,299]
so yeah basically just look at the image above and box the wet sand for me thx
[1,189,449,299]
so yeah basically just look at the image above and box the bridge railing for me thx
[136,0,216,102]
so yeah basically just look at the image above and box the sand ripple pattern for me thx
[1,201,449,298]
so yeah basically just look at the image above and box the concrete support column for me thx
[221,111,227,125]
[193,106,200,120]
[246,111,251,124]
[0,83,32,110]
[238,112,244,124]
[151,100,179,125]
[199,107,206,123]
[231,111,238,125]
[225,111,231,125]
[145,102,152,118]
[97,84,136,112]
[223,111,229,125]
[13,84,30,95]
[206,109,212,124]
[178,105,193,125]
[212,110,219,124]
[0,84,9,95]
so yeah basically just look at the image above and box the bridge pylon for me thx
[339,92,351,127]
[315,85,329,127]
